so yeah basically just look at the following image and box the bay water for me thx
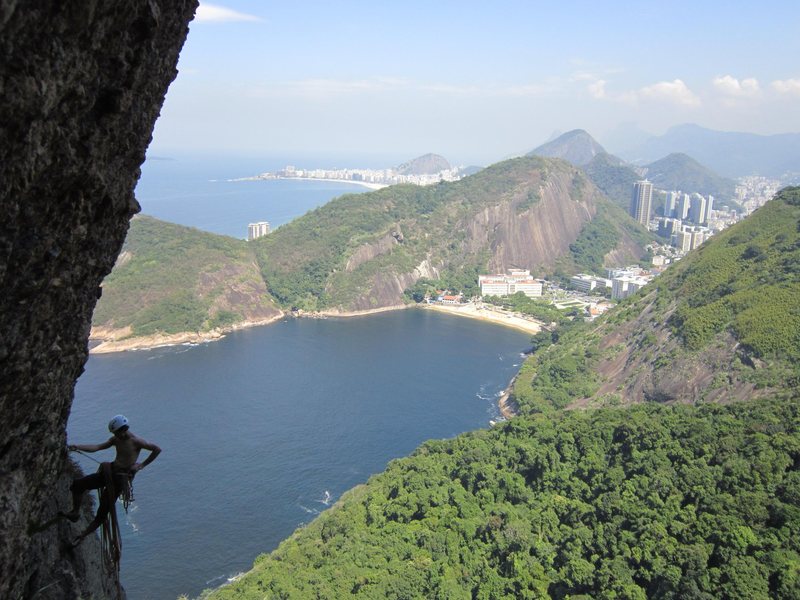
[68,157,532,599]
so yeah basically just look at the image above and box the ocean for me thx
[134,155,371,238]
[67,157,532,599]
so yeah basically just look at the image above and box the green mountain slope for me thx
[205,188,800,600]
[254,156,651,312]
[533,132,739,212]
[211,401,800,600]
[396,153,451,175]
[582,152,642,208]
[92,216,281,338]
[618,123,800,179]
[512,187,800,415]
[645,152,737,200]
[528,129,607,166]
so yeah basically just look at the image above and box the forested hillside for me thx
[512,186,800,414]
[253,156,649,312]
[92,216,281,340]
[211,400,800,600]
[532,130,739,212]
[204,188,800,599]
[643,153,736,200]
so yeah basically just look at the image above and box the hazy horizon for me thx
[149,1,800,166]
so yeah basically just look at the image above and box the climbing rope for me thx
[72,448,102,464]
[71,449,135,510]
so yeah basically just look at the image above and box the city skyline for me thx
[150,1,800,165]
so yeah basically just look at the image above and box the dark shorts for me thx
[71,465,133,496]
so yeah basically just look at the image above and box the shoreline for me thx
[313,304,411,318]
[497,373,521,419]
[89,314,286,354]
[233,175,388,191]
[89,301,540,354]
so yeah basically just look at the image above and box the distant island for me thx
[235,152,467,188]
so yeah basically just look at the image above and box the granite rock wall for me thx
[0,2,196,597]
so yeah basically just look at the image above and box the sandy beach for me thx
[420,302,543,335]
[89,314,286,354]
[236,175,388,191]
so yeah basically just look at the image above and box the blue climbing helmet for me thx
[108,414,129,433]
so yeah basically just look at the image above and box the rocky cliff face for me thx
[467,171,598,274]
[0,2,196,598]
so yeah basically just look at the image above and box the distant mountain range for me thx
[530,129,739,208]
[606,123,800,179]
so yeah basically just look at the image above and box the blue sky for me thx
[150,1,800,165]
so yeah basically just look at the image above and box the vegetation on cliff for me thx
[252,156,645,311]
[205,188,800,600]
[537,130,740,212]
[529,129,607,166]
[212,399,800,599]
[644,153,736,201]
[512,186,800,415]
[93,216,280,337]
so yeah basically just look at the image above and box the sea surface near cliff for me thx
[70,303,531,599]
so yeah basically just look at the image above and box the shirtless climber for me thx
[64,415,161,543]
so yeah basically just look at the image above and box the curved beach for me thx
[420,302,543,335]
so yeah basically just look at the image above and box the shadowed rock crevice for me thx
[0,2,197,598]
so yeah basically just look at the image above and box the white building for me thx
[570,274,609,293]
[247,221,271,241]
[678,193,691,220]
[688,194,707,225]
[664,191,679,217]
[676,230,693,252]
[479,269,543,298]
[606,266,646,280]
[630,180,653,226]
[611,275,649,300]
[705,195,714,222]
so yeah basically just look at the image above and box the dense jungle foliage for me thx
[210,399,800,600]
[664,187,800,362]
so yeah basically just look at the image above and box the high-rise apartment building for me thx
[247,221,270,240]
[705,195,714,222]
[678,193,691,220]
[664,191,679,217]
[630,180,653,226]
[688,194,707,224]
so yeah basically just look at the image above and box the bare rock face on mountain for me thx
[465,170,598,274]
[0,2,196,598]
